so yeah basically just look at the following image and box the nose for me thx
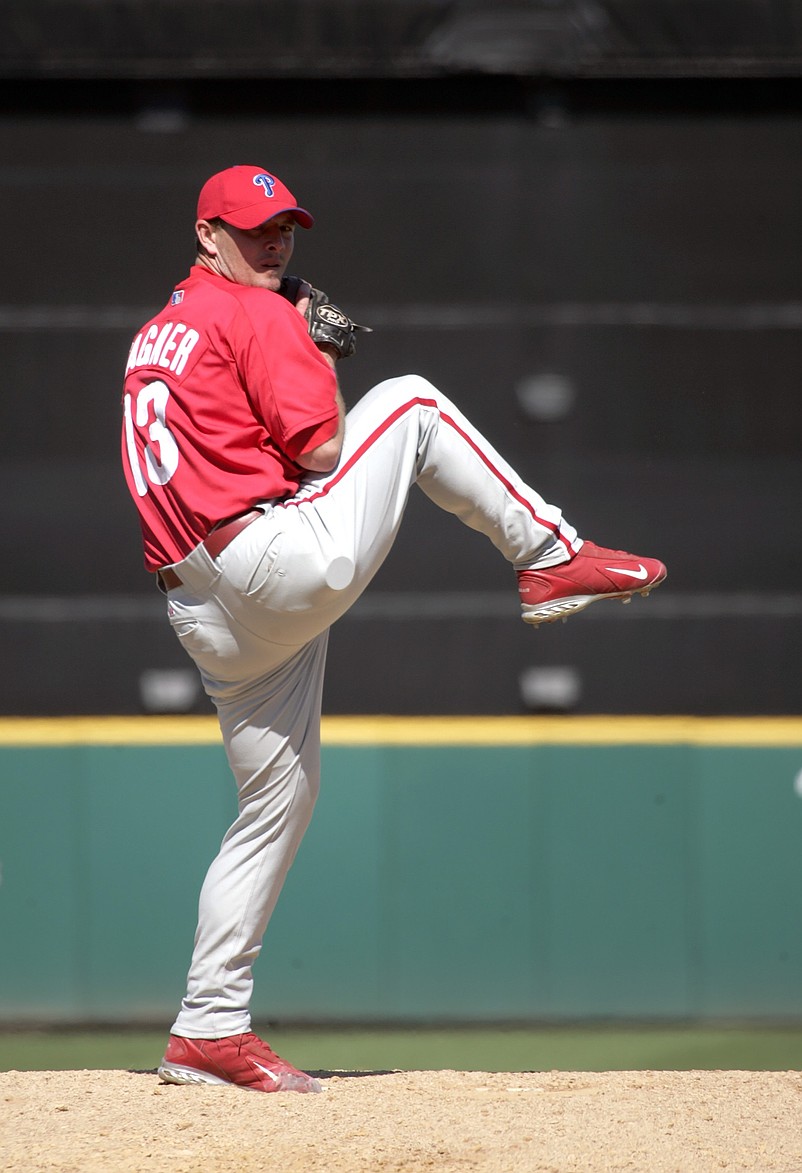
[262,225,284,251]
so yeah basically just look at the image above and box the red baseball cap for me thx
[197,165,314,230]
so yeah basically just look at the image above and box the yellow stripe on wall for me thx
[0,714,801,747]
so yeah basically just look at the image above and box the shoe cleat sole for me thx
[522,586,661,626]
[158,1060,321,1094]
[158,1062,230,1087]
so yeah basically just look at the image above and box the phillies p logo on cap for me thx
[252,174,277,197]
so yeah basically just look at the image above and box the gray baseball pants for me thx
[161,374,580,1037]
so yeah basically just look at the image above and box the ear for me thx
[196,219,219,256]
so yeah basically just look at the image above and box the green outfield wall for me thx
[1,716,801,1025]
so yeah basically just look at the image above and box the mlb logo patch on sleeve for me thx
[171,290,185,306]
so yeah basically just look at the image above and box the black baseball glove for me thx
[278,276,372,360]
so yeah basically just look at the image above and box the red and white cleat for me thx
[518,541,667,626]
[157,1031,322,1094]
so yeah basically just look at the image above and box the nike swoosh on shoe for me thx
[605,564,649,580]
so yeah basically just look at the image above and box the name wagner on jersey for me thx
[126,318,200,377]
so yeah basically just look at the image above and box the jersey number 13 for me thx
[123,381,180,497]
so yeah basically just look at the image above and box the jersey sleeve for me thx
[234,292,340,462]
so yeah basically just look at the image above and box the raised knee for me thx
[373,373,439,403]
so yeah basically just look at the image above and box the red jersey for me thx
[121,265,339,571]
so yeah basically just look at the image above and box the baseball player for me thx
[121,164,666,1094]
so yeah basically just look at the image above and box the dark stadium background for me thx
[2,0,800,717]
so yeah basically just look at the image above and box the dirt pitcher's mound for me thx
[1,1069,801,1172]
